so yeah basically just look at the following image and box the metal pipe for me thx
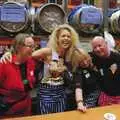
[62,0,68,15]
[103,0,109,31]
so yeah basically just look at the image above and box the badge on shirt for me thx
[83,70,90,78]
[30,71,34,76]
[85,73,90,78]
[100,68,104,76]
[110,63,117,74]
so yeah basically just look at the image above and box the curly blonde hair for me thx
[47,24,81,63]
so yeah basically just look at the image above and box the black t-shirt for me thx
[89,50,120,96]
[74,67,100,95]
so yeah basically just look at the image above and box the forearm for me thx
[75,88,86,112]
[32,49,43,59]
[32,47,51,60]
[75,88,83,103]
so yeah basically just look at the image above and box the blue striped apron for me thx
[38,83,66,114]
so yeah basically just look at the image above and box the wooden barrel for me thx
[35,3,66,33]
[110,10,120,33]
[68,4,103,34]
[0,2,30,33]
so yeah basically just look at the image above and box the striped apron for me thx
[84,90,100,108]
[38,83,66,114]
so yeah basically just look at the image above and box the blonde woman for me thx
[32,24,81,113]
[73,49,100,112]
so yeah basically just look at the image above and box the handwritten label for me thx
[1,3,25,22]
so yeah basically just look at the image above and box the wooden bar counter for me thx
[3,105,120,120]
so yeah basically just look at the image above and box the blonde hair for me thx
[47,24,81,63]
[71,49,92,71]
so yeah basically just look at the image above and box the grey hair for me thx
[13,33,31,53]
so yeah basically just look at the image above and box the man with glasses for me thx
[0,33,36,116]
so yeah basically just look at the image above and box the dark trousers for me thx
[65,88,76,111]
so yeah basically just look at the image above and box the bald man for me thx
[89,36,120,106]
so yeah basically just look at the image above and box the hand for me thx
[0,52,12,63]
[77,102,87,113]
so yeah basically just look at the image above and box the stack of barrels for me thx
[0,2,66,35]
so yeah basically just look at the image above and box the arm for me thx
[74,68,86,112]
[32,47,52,61]
[75,88,83,103]
[75,88,86,112]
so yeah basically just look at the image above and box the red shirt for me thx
[0,55,36,91]
[0,55,36,116]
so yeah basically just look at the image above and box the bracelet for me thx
[76,99,83,104]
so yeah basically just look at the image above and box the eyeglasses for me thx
[24,44,35,49]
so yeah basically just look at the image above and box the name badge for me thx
[100,68,104,76]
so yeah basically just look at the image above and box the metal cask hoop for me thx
[35,3,66,33]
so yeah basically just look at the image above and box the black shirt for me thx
[90,50,120,96]
[74,67,100,95]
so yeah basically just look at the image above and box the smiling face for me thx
[91,36,110,57]
[77,50,92,68]
[79,57,92,68]
[19,37,35,62]
[57,29,72,50]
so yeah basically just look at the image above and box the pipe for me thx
[103,0,109,31]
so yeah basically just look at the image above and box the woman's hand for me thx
[77,102,87,113]
[0,52,12,63]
